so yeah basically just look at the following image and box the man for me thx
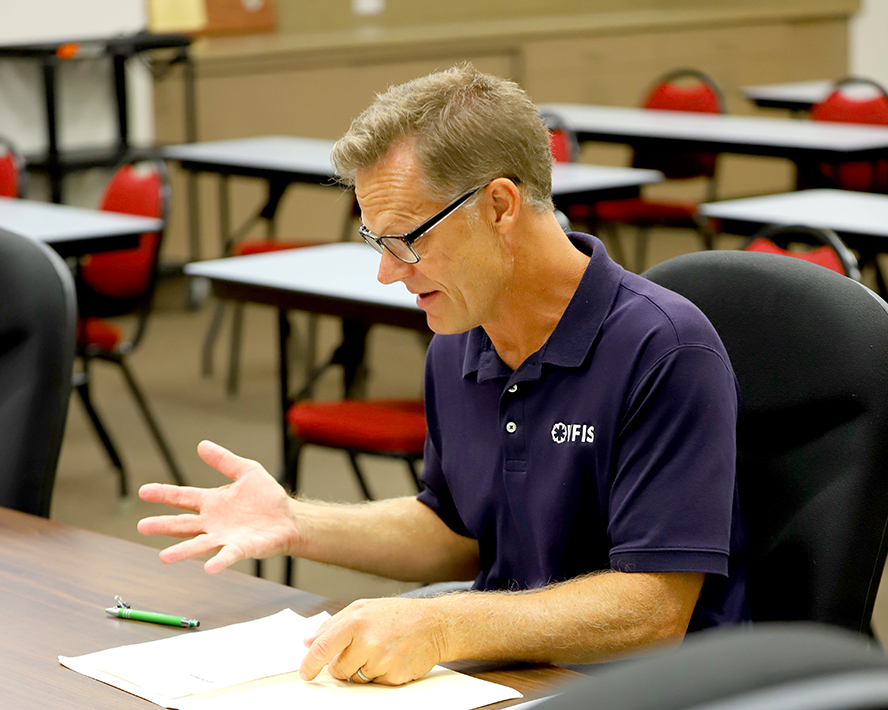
[138,64,747,687]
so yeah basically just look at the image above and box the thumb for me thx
[196,440,265,483]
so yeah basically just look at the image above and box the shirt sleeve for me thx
[608,343,739,577]
[416,434,474,539]
[415,337,475,539]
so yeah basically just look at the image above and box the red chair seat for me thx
[77,317,123,352]
[744,237,846,275]
[287,399,426,453]
[595,197,698,227]
[232,239,325,257]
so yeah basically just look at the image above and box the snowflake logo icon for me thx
[551,422,568,444]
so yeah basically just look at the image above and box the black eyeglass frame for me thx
[358,183,488,264]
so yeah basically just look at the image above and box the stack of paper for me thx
[60,609,523,710]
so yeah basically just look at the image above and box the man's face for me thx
[355,143,506,335]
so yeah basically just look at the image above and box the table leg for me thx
[41,55,62,204]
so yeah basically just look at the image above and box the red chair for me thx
[0,136,26,198]
[743,224,861,280]
[75,161,186,495]
[286,399,425,499]
[279,396,426,584]
[594,68,725,271]
[806,77,888,193]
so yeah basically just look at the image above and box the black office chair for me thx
[0,228,77,517]
[538,623,888,710]
[643,250,888,634]
[743,223,861,280]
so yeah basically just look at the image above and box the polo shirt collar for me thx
[462,233,625,383]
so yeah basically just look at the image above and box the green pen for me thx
[106,596,199,628]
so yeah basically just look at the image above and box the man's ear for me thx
[486,178,521,235]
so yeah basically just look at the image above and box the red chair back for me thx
[634,68,725,180]
[549,128,575,163]
[0,139,24,197]
[742,224,860,280]
[80,163,165,300]
[744,237,846,275]
[809,78,888,192]
[0,152,19,197]
[541,111,580,164]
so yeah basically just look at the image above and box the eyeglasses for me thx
[358,184,486,264]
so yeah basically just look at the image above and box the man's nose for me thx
[376,248,413,285]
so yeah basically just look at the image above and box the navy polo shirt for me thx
[417,233,748,630]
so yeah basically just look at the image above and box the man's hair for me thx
[331,63,554,212]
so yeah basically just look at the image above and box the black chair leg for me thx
[201,299,227,378]
[227,303,244,396]
[74,377,128,497]
[116,358,187,487]
[276,438,304,586]
[405,457,422,492]
[347,451,374,500]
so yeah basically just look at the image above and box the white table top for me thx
[162,136,337,177]
[699,189,888,238]
[551,161,661,193]
[162,135,662,197]
[185,242,420,312]
[538,103,888,156]
[741,80,833,107]
[0,196,162,251]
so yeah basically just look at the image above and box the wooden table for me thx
[0,506,576,708]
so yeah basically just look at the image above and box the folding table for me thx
[698,188,888,293]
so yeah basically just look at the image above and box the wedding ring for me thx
[356,668,372,683]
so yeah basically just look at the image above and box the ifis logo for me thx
[551,422,595,444]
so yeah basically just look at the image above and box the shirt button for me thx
[508,384,518,393]
[506,421,517,433]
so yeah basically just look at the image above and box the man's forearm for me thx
[289,495,480,583]
[434,570,705,666]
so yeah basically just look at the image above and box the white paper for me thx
[175,666,522,710]
[60,609,523,710]
[60,610,329,702]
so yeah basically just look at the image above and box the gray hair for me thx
[331,63,554,212]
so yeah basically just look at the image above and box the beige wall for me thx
[274,0,855,33]
[154,2,854,263]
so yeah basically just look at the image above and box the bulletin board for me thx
[202,0,277,35]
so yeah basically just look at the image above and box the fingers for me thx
[137,513,202,538]
[204,545,245,574]
[138,483,205,512]
[196,440,264,483]
[300,619,355,681]
[155,534,221,564]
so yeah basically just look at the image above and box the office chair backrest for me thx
[743,223,861,280]
[809,77,888,192]
[0,228,77,517]
[643,250,888,633]
[635,68,725,180]
[0,136,26,198]
[537,623,888,710]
